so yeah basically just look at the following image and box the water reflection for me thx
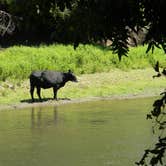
[30,106,58,129]
[0,97,156,166]
[89,119,108,126]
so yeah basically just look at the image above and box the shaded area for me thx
[20,97,71,103]
[2,1,166,58]
[136,92,166,165]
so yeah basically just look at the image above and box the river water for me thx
[0,97,157,166]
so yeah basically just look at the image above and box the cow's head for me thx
[67,70,78,82]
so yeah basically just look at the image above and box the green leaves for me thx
[137,91,166,165]
[2,0,166,58]
[111,40,129,60]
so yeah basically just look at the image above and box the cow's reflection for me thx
[31,106,58,129]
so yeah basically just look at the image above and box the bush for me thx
[0,44,165,81]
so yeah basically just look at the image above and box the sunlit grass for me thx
[0,44,166,81]
[0,68,165,105]
[0,44,166,106]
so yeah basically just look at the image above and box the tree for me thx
[135,93,166,165]
[0,10,15,36]
[52,0,166,59]
[52,0,144,59]
[135,63,166,165]
[3,0,166,59]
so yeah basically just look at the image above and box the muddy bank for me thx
[0,92,160,111]
[0,69,165,111]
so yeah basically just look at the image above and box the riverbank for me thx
[0,94,159,111]
[0,68,165,110]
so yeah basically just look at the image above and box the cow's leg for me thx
[36,86,42,101]
[30,85,35,102]
[53,87,58,100]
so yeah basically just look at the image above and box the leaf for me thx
[153,61,160,72]
[151,45,155,53]
[150,149,160,154]
[146,114,152,119]
[154,42,161,49]
[161,44,166,53]
[146,42,152,53]
[150,157,158,165]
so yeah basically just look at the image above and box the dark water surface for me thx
[0,97,157,166]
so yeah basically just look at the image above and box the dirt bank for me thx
[0,92,160,111]
[0,68,165,111]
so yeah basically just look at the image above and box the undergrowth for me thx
[0,44,165,81]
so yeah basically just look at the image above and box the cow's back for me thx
[30,71,42,79]
[30,71,43,86]
[30,71,43,81]
[41,71,64,85]
[30,70,65,89]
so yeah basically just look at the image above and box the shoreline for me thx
[0,92,160,111]
[0,68,165,111]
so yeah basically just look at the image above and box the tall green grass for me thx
[0,44,166,81]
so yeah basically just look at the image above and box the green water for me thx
[0,97,156,166]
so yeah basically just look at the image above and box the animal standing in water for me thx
[29,70,78,102]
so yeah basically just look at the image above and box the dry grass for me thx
[0,68,165,105]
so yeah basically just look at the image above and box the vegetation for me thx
[1,1,166,59]
[0,68,166,106]
[0,44,166,81]
[0,44,166,107]
[136,92,166,165]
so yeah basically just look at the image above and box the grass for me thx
[0,68,165,105]
[0,44,166,106]
[0,44,166,81]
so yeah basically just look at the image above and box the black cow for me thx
[29,70,78,102]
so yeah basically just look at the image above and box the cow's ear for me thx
[68,69,72,73]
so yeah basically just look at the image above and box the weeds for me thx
[0,44,165,81]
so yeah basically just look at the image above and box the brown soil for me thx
[0,93,159,111]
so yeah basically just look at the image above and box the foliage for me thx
[0,68,166,105]
[1,0,166,59]
[0,10,15,36]
[0,44,165,81]
[136,92,166,166]
[136,66,166,165]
